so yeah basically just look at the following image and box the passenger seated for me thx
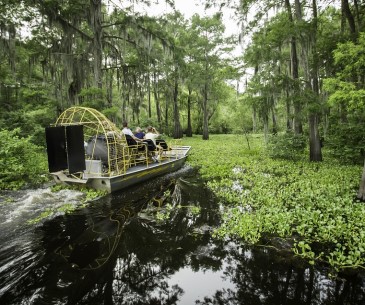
[145,126,159,144]
[122,121,141,142]
[134,127,145,140]
[144,126,163,162]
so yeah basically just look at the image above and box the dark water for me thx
[0,166,365,305]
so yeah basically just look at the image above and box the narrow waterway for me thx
[0,166,364,304]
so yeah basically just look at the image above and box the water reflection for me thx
[0,167,365,304]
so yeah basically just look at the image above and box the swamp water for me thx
[0,166,364,305]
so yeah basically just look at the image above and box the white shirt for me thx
[145,132,159,145]
[122,127,134,137]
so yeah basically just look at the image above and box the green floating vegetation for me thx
[181,134,365,272]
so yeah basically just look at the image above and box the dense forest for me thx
[1,0,365,273]
[0,0,363,179]
[1,0,364,181]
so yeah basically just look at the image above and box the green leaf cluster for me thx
[325,120,365,164]
[0,128,48,190]
[182,134,365,272]
[267,132,307,161]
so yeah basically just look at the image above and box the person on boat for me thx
[134,127,145,140]
[122,122,141,142]
[145,126,163,162]
[145,126,160,144]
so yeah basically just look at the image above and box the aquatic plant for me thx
[181,134,365,272]
[27,209,53,225]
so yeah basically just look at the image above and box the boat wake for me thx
[0,187,86,299]
[0,188,85,226]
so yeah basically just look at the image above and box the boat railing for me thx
[166,139,187,159]
[126,142,150,167]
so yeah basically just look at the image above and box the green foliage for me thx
[267,132,307,161]
[332,33,365,81]
[182,134,365,272]
[102,106,121,122]
[83,188,108,202]
[325,120,365,164]
[0,82,56,146]
[138,117,160,131]
[320,30,365,165]
[155,203,174,222]
[0,129,48,190]
[23,107,56,146]
[230,95,255,134]
[324,78,365,110]
[78,87,106,110]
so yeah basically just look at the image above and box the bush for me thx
[326,122,365,164]
[0,129,48,190]
[267,132,307,160]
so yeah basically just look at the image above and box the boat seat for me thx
[156,139,169,150]
[142,139,157,151]
[156,139,170,159]
[142,139,165,162]
[124,135,149,166]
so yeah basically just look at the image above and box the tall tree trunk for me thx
[202,54,209,140]
[309,0,323,162]
[252,66,258,133]
[286,90,293,131]
[202,82,209,140]
[309,114,322,161]
[147,71,152,118]
[353,0,362,32]
[341,0,357,39]
[357,160,365,201]
[252,105,257,133]
[165,89,169,134]
[271,102,278,135]
[8,24,16,78]
[263,112,269,145]
[186,87,193,137]
[153,71,162,129]
[285,0,302,135]
[90,0,103,89]
[173,71,183,138]
[154,87,161,128]
[106,69,113,107]
[121,67,129,122]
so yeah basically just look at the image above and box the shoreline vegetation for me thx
[182,134,365,274]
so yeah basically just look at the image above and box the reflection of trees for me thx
[93,176,224,304]
[195,244,365,305]
[2,173,223,305]
[1,172,365,305]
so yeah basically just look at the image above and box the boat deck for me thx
[126,146,191,174]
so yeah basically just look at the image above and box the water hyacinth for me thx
[181,134,365,272]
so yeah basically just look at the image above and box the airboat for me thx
[45,106,191,193]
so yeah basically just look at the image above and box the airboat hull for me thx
[51,146,191,193]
